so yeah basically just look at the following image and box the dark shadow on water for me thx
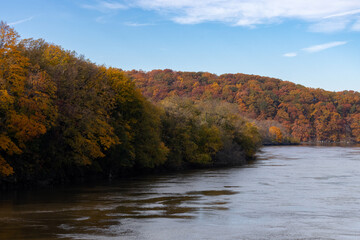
[187,190,239,196]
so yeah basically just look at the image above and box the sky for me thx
[1,0,360,92]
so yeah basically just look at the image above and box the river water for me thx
[1,145,360,240]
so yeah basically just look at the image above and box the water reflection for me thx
[1,145,360,239]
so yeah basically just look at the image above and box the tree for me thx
[269,126,283,143]
[0,22,56,176]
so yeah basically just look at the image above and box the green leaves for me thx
[160,97,259,168]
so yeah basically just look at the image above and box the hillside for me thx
[128,69,360,143]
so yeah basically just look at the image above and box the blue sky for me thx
[2,0,360,91]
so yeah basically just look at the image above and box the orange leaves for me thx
[96,119,119,151]
[291,115,311,142]
[269,126,283,143]
[0,90,14,109]
[275,108,289,121]
[128,69,360,143]
[7,111,47,146]
[0,23,29,96]
[0,22,19,52]
[0,23,58,177]
[0,134,21,177]
[0,134,22,155]
[348,114,360,142]
[0,155,14,176]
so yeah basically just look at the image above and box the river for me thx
[1,145,360,240]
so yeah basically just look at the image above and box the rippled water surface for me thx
[1,145,360,240]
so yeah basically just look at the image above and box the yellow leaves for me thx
[0,24,30,96]
[248,80,262,92]
[0,134,20,177]
[0,155,14,176]
[0,22,19,54]
[43,45,71,66]
[236,83,242,89]
[211,82,220,89]
[106,68,138,105]
[95,118,119,150]
[5,61,28,95]
[7,111,47,146]
[177,76,184,83]
[67,117,119,165]
[0,90,14,109]
[269,126,283,143]
[74,135,105,164]
[276,108,290,121]
[200,125,223,154]
[0,134,22,155]
[245,122,261,141]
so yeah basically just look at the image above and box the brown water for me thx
[1,145,360,240]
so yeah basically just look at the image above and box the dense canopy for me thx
[128,69,360,143]
[0,23,261,185]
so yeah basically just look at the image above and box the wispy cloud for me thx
[92,0,360,32]
[283,52,297,58]
[124,22,153,27]
[8,17,34,26]
[302,41,347,53]
[132,0,360,25]
[80,0,360,32]
[309,19,350,33]
[323,9,360,19]
[101,1,127,9]
[283,41,347,57]
[82,1,127,12]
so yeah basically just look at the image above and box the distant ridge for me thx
[128,69,360,143]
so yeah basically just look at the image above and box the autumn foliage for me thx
[269,126,283,143]
[0,23,261,183]
[128,69,360,143]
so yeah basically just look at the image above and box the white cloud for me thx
[283,52,297,57]
[81,0,360,32]
[132,0,360,23]
[302,41,347,53]
[8,17,34,26]
[116,0,360,31]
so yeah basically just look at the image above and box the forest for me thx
[1,22,359,187]
[0,23,262,187]
[128,70,360,143]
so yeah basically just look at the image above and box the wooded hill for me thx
[128,69,360,143]
[0,23,261,185]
